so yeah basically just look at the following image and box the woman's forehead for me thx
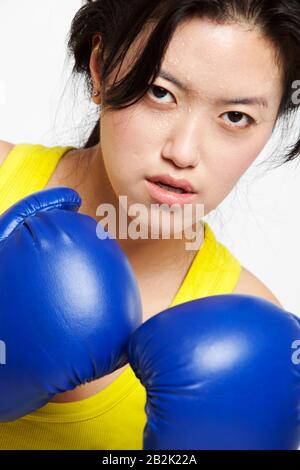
[160,19,283,105]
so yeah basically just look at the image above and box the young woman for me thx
[0,0,299,449]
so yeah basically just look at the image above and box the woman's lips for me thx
[147,174,196,193]
[145,179,197,206]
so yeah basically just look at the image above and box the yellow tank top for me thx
[0,143,242,450]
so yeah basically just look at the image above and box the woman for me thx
[0,0,299,449]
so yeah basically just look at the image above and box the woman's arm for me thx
[0,140,15,166]
[233,267,283,308]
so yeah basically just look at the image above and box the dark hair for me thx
[67,0,300,165]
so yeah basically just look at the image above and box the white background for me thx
[0,0,300,315]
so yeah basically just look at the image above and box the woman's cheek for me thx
[204,133,271,210]
[211,152,255,192]
[215,126,274,180]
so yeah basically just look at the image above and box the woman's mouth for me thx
[145,177,197,206]
[154,182,186,194]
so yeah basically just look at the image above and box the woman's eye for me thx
[147,85,174,104]
[222,111,254,128]
[146,87,255,128]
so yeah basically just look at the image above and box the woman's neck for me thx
[48,144,204,275]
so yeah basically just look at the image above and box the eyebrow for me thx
[158,69,269,108]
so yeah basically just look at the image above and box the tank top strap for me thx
[0,143,74,215]
[171,222,241,306]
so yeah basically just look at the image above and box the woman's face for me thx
[98,17,283,227]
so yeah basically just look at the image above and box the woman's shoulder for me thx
[0,140,15,166]
[233,266,283,308]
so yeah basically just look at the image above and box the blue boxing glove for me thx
[0,187,142,421]
[127,294,300,450]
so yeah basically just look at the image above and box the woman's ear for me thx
[90,34,102,104]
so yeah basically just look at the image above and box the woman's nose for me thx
[161,120,202,169]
